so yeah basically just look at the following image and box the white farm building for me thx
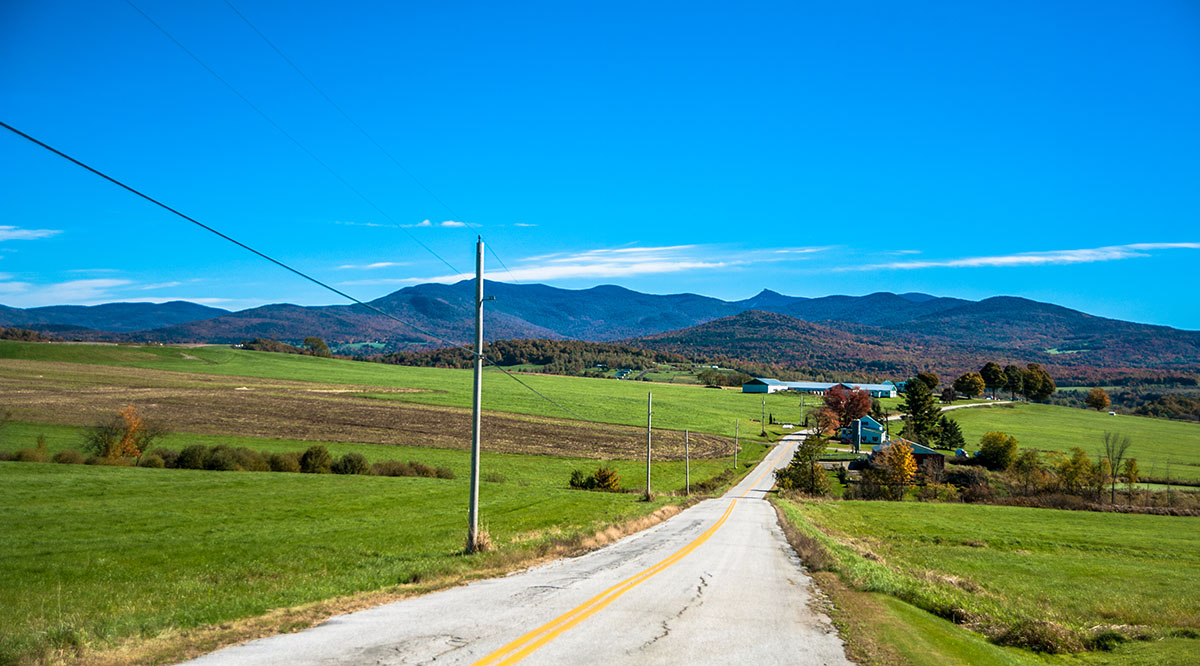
[742,378,897,398]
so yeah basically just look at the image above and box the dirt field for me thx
[0,359,732,459]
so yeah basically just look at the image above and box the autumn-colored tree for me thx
[1085,387,1111,412]
[1054,448,1092,494]
[980,362,1006,398]
[953,372,986,398]
[813,407,840,437]
[83,405,165,461]
[877,439,916,499]
[822,384,872,429]
[1022,363,1056,402]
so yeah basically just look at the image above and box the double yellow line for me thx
[471,439,797,666]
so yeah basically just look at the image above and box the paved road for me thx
[182,435,850,666]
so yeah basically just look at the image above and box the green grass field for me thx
[0,444,757,664]
[0,341,797,441]
[777,498,1200,665]
[948,402,1200,481]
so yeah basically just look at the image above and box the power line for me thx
[122,0,462,276]
[0,120,598,426]
[219,0,531,289]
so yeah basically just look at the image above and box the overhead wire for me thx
[0,120,599,426]
[121,0,462,276]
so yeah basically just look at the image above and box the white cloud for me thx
[139,281,183,290]
[337,261,410,270]
[0,278,132,305]
[440,220,467,228]
[341,244,727,286]
[514,222,537,227]
[0,225,61,242]
[837,242,1200,272]
[335,220,387,228]
[773,246,833,255]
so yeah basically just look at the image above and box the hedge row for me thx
[0,443,454,479]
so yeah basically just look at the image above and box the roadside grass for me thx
[0,341,791,441]
[0,449,758,665]
[0,420,763,494]
[948,402,1200,481]
[774,498,1200,661]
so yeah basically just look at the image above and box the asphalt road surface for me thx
[182,434,850,665]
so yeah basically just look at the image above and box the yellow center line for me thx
[471,437,797,666]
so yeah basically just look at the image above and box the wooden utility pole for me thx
[467,238,484,553]
[685,429,690,495]
[734,419,739,469]
[645,391,652,497]
[761,395,767,436]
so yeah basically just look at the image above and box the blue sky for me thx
[2,0,1198,328]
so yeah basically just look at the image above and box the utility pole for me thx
[645,392,652,497]
[761,395,767,436]
[467,238,485,553]
[685,429,690,495]
[734,419,739,469]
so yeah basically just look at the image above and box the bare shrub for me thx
[52,449,85,465]
[14,448,42,463]
[269,452,301,473]
[299,445,332,474]
[435,466,455,479]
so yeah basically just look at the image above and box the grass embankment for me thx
[0,447,760,665]
[949,402,1200,481]
[0,341,789,441]
[774,498,1200,665]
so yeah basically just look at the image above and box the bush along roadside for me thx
[0,442,455,480]
[769,496,1166,655]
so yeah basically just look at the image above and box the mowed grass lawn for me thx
[948,402,1200,481]
[777,499,1200,664]
[0,447,750,665]
[0,341,795,441]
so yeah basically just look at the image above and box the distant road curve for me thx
[181,435,850,666]
[885,400,1014,421]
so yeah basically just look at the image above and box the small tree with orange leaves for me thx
[84,405,166,462]
[877,439,917,500]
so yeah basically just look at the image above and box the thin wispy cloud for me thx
[836,242,1200,272]
[335,220,387,228]
[114,296,233,305]
[773,246,833,255]
[337,261,410,270]
[401,219,469,228]
[138,281,183,290]
[68,268,120,274]
[514,222,537,227]
[0,225,61,241]
[340,244,727,287]
[0,278,132,305]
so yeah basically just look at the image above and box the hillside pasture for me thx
[948,402,1200,481]
[0,341,799,441]
[777,499,1200,664]
[0,457,734,665]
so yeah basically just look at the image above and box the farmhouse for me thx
[838,415,888,447]
[742,378,897,398]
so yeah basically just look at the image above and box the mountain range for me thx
[2,282,1198,378]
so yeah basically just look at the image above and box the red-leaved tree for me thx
[823,385,872,429]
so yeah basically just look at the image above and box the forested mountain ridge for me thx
[2,281,1196,377]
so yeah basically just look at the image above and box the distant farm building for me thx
[742,378,897,398]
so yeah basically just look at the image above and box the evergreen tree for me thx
[899,376,940,445]
[935,415,965,450]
